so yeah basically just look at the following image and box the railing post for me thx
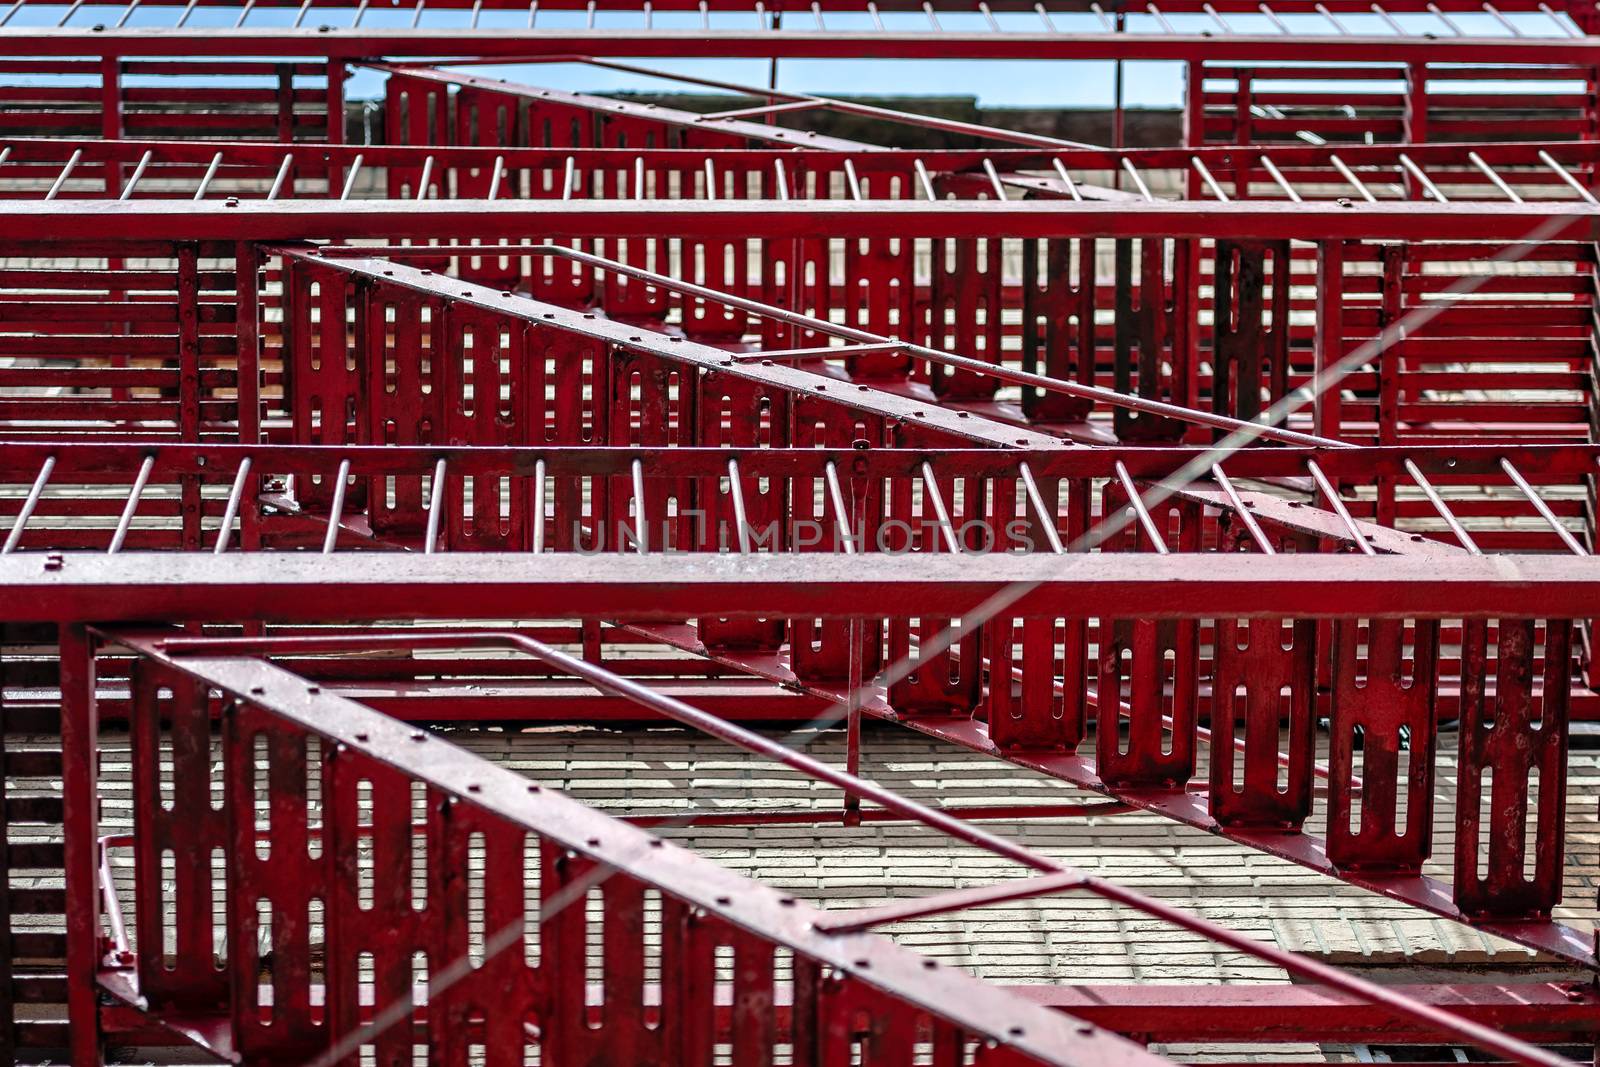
[1313,239,1346,440]
[59,625,102,1067]
[1375,243,1406,524]
[235,242,262,448]
[1455,618,1572,920]
[0,654,13,1063]
[1327,619,1440,870]
[177,243,203,549]
[99,56,121,196]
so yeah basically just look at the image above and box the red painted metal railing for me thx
[86,630,1119,1066]
[60,623,1586,1066]
[3,438,1586,954]
[1,6,1599,1059]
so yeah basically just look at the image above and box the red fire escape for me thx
[0,4,1597,1064]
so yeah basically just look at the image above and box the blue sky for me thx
[348,59,1188,109]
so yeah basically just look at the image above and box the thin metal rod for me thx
[1315,2,1349,33]
[339,154,364,200]
[1145,1,1175,32]
[1051,158,1084,201]
[415,154,435,200]
[213,457,252,554]
[107,454,156,554]
[733,341,905,362]
[1483,1,1520,34]
[1305,459,1376,555]
[2,456,54,554]
[118,149,153,200]
[1539,149,1598,204]
[1427,1,1464,34]
[726,458,753,554]
[45,150,82,200]
[842,157,864,200]
[920,462,961,553]
[532,457,547,553]
[1363,0,1401,30]
[322,458,352,554]
[1468,150,1522,202]
[267,154,293,200]
[823,461,856,554]
[815,870,1088,934]
[1501,457,1584,555]
[630,458,649,553]
[1540,1,1579,35]
[1329,154,1377,201]
[1191,155,1230,201]
[703,98,822,122]
[1203,2,1233,31]
[981,158,1008,200]
[486,155,505,199]
[1114,461,1167,552]
[1399,153,1447,202]
[1210,464,1275,554]
[1258,1,1289,32]
[1258,154,1302,202]
[1120,158,1154,201]
[424,457,447,554]
[192,151,223,200]
[1404,458,1480,555]
[1017,461,1064,554]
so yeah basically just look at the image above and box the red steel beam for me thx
[89,979,1600,1046]
[1011,983,1600,1043]
[6,198,1598,243]
[4,551,1599,625]
[2,439,1595,487]
[7,29,1600,64]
